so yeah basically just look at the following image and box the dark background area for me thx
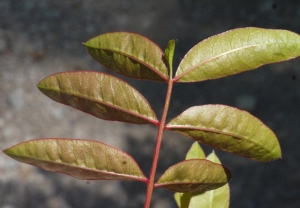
[1,0,300,207]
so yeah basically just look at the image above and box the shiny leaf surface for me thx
[3,138,147,182]
[167,105,281,161]
[174,27,300,82]
[155,159,231,193]
[37,71,158,125]
[84,32,169,82]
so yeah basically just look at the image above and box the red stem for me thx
[144,78,174,208]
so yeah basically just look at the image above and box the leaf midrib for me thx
[166,125,272,154]
[175,44,262,81]
[38,87,159,125]
[8,154,147,181]
[175,40,299,81]
[155,181,227,186]
[87,45,169,81]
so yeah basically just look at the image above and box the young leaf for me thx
[185,141,205,160]
[186,151,230,208]
[174,147,230,208]
[174,27,300,82]
[174,183,229,208]
[174,192,193,208]
[37,71,158,125]
[3,138,147,182]
[84,32,169,82]
[164,39,176,70]
[166,105,281,161]
[174,142,205,208]
[155,159,231,193]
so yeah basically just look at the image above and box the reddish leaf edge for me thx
[3,138,148,183]
[37,70,160,126]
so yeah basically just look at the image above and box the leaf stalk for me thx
[144,72,173,208]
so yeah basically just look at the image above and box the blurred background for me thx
[1,0,300,207]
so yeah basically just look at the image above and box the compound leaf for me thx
[84,32,169,82]
[166,105,281,161]
[174,27,300,82]
[3,138,147,182]
[155,159,231,193]
[37,71,158,125]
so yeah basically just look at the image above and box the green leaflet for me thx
[188,151,230,208]
[155,159,231,193]
[174,27,300,82]
[84,32,169,82]
[164,39,176,71]
[3,138,147,182]
[174,193,193,208]
[185,141,206,160]
[174,144,230,208]
[167,105,281,161]
[37,71,158,125]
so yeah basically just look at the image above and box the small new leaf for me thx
[166,105,281,161]
[164,39,176,71]
[185,141,205,160]
[155,159,231,193]
[188,151,230,208]
[37,71,158,125]
[174,27,300,82]
[3,138,147,182]
[84,32,169,82]
[174,192,193,208]
[174,146,230,208]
